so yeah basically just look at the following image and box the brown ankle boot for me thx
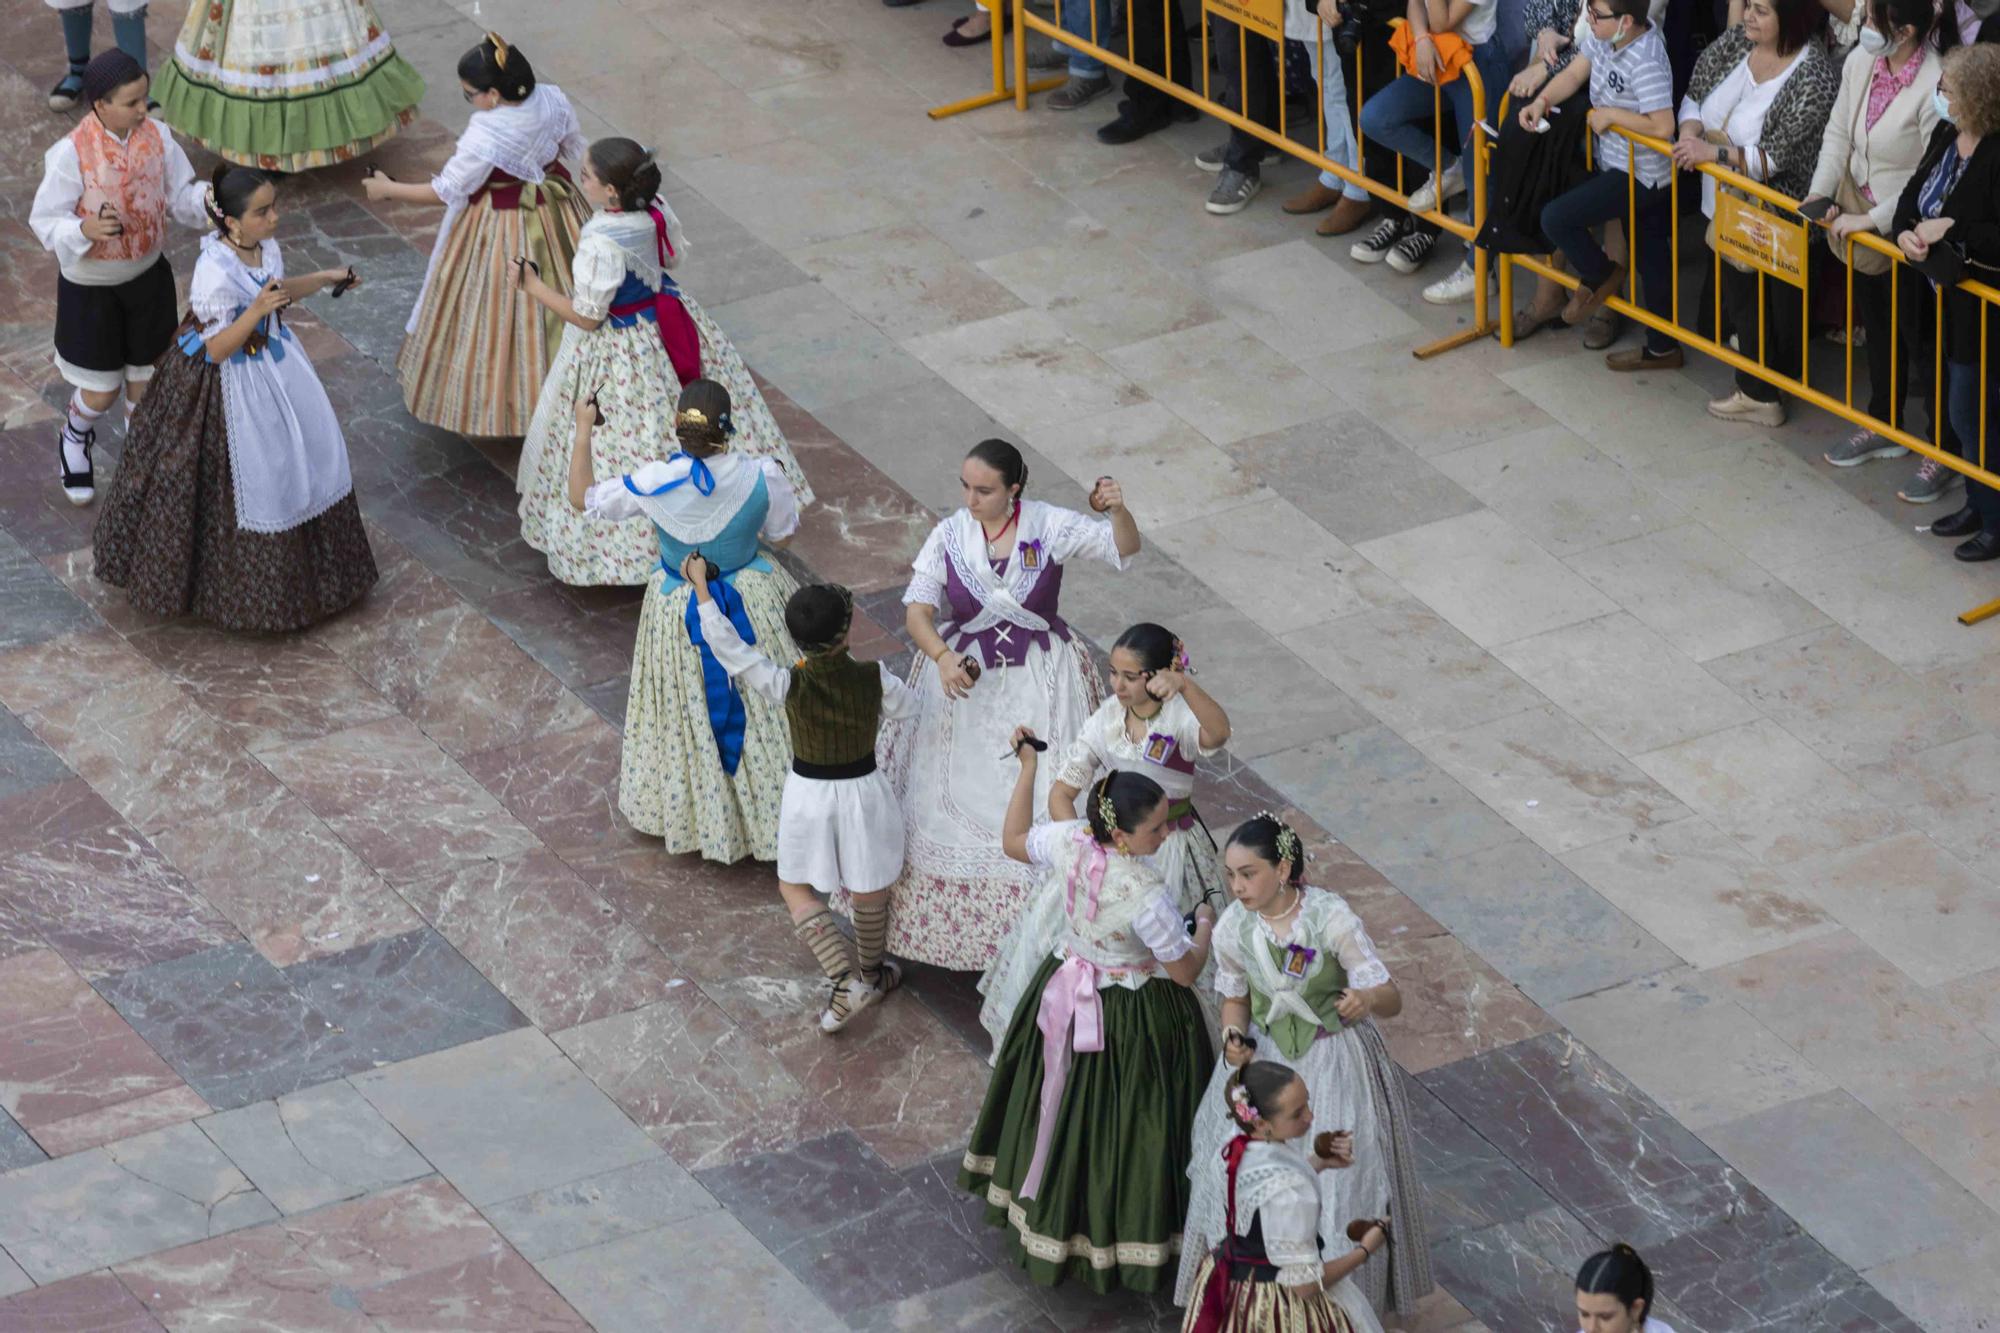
[1317,195,1375,237]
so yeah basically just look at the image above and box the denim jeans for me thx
[1305,38,1368,201]
[1540,168,1677,354]
[1946,359,2000,528]
[1057,0,1115,78]
[1356,38,1510,253]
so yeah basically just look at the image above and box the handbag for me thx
[1826,85,1894,275]
[1702,130,1760,273]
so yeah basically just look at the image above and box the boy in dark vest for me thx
[688,555,922,1033]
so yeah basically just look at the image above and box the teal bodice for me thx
[656,472,773,578]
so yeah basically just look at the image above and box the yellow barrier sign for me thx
[1204,0,1283,41]
[1714,192,1808,289]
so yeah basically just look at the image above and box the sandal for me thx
[943,7,1007,45]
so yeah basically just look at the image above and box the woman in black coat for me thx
[1894,44,2000,559]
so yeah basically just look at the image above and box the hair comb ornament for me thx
[487,32,510,68]
[1096,786,1118,833]
[1253,809,1302,866]
[677,407,709,428]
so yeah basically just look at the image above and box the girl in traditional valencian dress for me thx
[31,52,213,507]
[365,33,587,437]
[961,740,1214,1294]
[571,378,800,864]
[94,165,377,630]
[978,620,1231,1054]
[1177,817,1434,1320]
[515,138,810,586]
[1180,1060,1389,1333]
[868,440,1139,971]
[154,0,424,172]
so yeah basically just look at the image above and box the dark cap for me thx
[82,50,147,109]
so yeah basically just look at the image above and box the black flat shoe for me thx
[1955,531,2000,561]
[1096,113,1170,145]
[1933,504,1981,538]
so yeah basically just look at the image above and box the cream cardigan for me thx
[1808,42,1943,234]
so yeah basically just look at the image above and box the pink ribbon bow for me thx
[1066,825,1107,921]
[1018,954,1104,1201]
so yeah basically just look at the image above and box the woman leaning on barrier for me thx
[1805,0,1950,476]
[1673,0,1840,428]
[1894,43,2000,559]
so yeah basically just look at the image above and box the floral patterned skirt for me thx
[93,324,376,633]
[618,564,798,863]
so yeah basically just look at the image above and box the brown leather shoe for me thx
[1316,195,1375,236]
[1562,265,1626,325]
[1605,345,1685,371]
[1284,183,1346,215]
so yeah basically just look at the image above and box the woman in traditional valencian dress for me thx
[364,33,587,437]
[867,440,1139,971]
[94,165,377,630]
[515,137,811,586]
[978,620,1230,1055]
[1177,817,1433,1320]
[961,737,1213,1294]
[1180,1060,1389,1333]
[154,0,424,172]
[571,377,800,863]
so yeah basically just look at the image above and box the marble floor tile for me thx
[1021,401,1276,528]
[905,306,1148,436]
[846,1269,1061,1333]
[1641,1218,1918,1332]
[0,701,68,804]
[352,1028,661,1206]
[1257,725,1521,875]
[1941,966,2000,1048]
[480,581,639,698]
[1493,613,1761,757]
[1867,1229,2000,1333]
[0,526,93,653]
[1780,528,2000,675]
[1552,971,1838,1132]
[774,413,938,599]
[810,376,1019,516]
[0,948,197,1156]
[146,788,420,969]
[1415,705,1693,856]
[1281,602,1544,742]
[1358,509,1617,649]
[197,1082,431,1217]
[1105,321,1338,447]
[1631,719,1910,869]
[794,222,1027,341]
[123,624,399,755]
[1871,1069,2000,1222]
[1498,347,1744,470]
[573,848,821,989]
[1645,437,1893,571]
[0,1122,276,1283]
[976,224,1222,354]
[456,720,626,864]
[1564,524,1832,663]
[398,849,678,1031]
[280,1176,495,1289]
[1857,731,2000,883]
[553,990,838,1172]
[1307,336,1555,458]
[301,537,462,663]
[0,1105,45,1171]
[693,1131,907,1253]
[1560,818,1838,970]
[707,279,937,415]
[1789,831,2000,988]
[1706,625,1978,771]
[1391,839,1679,1007]
[361,1243,592,1331]
[1149,496,1400,637]
[1191,239,1422,358]
[1375,931,1559,1076]
[673,135,905,251]
[1428,1206,1605,1333]
[1704,1089,1999,1272]
[257,717,541,886]
[0,1271,167,1331]
[484,1158,718,1264]
[0,779,235,979]
[1428,424,1691,557]
[1225,409,1485,547]
[1708,932,2000,1104]
[535,1211,840,1333]
[1404,1072,1564,1242]
[111,1223,373,1332]
[283,927,529,1071]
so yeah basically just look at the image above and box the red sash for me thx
[607,204,701,385]
[473,159,573,210]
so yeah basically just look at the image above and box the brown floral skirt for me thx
[94,324,378,633]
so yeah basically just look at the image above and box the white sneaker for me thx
[1407,163,1464,213]
[1422,259,1480,305]
[1706,390,1786,427]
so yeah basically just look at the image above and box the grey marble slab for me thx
[486,1158,718,1263]
[198,1080,432,1215]
[284,926,529,1072]
[0,527,94,652]
[0,706,68,805]
[0,1104,46,1172]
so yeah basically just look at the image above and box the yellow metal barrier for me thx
[1493,124,2000,625]
[931,0,1495,358]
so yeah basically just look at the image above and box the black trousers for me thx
[1714,255,1808,404]
[1209,19,1281,174]
[1122,0,1192,124]
[1853,263,1954,450]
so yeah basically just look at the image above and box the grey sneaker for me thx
[1196,142,1278,172]
[1205,168,1261,215]
[1027,40,1068,71]
[1898,457,1962,504]
[1047,73,1109,110]
[1824,427,1909,467]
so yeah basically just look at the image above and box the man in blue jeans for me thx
[1518,0,1679,366]
[1046,0,1117,110]
[1351,0,1511,278]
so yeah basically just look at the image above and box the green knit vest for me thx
[785,653,883,766]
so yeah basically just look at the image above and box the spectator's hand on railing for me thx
[1317,2,1343,25]
[1586,107,1617,134]
[1670,132,1719,171]
[1829,213,1876,242]
[1899,229,1930,262]
[1915,218,1956,247]
[1413,33,1440,83]
[1510,64,1546,100]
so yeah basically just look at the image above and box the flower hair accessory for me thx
[1255,810,1302,867]
[1172,637,1193,674]
[1227,1084,1256,1124]
[1096,784,1118,835]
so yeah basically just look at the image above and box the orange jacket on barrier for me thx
[1386,25,1473,85]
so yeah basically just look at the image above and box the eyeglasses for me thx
[1588,7,1616,19]
[461,88,477,102]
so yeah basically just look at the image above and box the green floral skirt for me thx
[960,957,1213,1294]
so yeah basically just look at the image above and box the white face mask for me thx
[1857,24,1889,53]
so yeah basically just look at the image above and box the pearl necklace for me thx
[1255,887,1301,922]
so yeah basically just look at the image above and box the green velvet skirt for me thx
[959,956,1214,1294]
